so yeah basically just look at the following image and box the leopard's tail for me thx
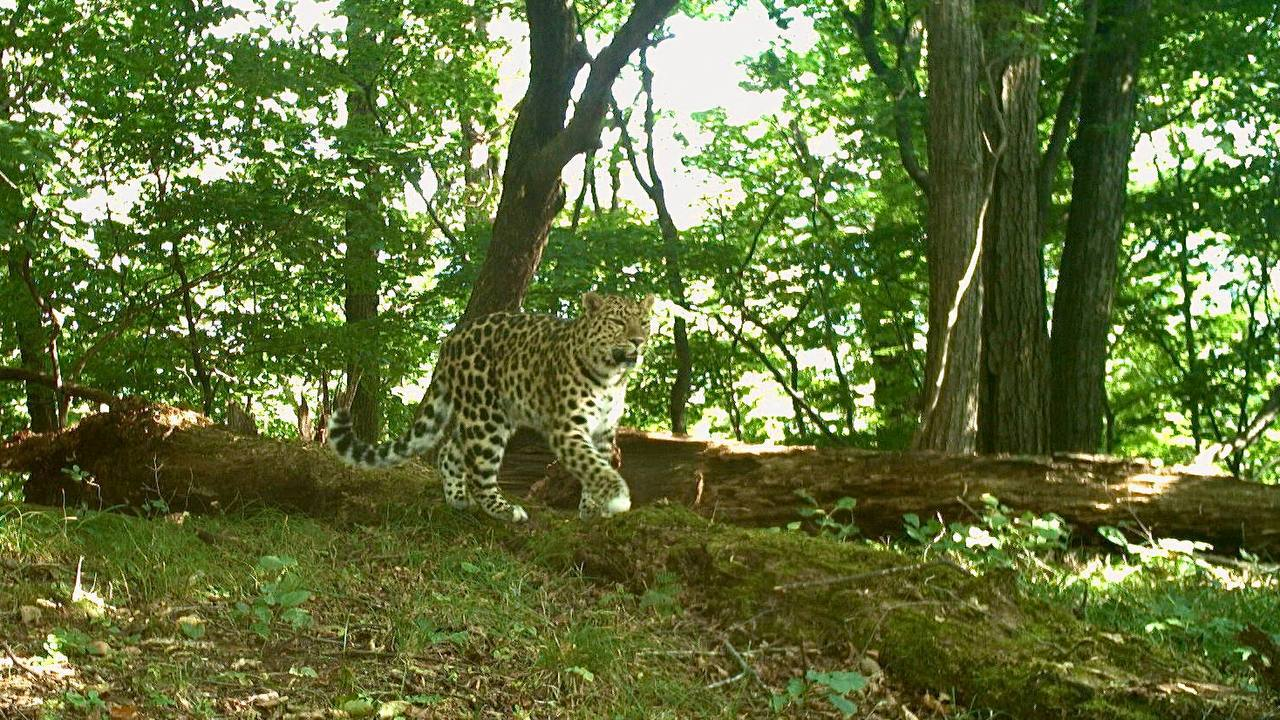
[327,383,452,469]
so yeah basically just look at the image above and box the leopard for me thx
[327,291,655,522]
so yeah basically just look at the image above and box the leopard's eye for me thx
[605,318,625,328]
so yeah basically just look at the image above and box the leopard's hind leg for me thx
[459,414,527,522]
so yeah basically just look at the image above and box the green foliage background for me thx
[2,0,1277,480]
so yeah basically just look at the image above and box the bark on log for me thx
[0,405,431,523]
[515,429,1280,559]
[4,408,1278,560]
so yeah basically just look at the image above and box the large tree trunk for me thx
[340,0,386,441]
[978,0,1050,454]
[915,0,985,453]
[460,0,678,323]
[9,407,1279,560]
[1049,0,1151,452]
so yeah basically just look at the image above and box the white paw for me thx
[601,494,631,517]
[509,505,529,523]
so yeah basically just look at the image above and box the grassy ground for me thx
[0,501,925,719]
[1,494,1277,719]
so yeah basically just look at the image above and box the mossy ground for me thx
[0,501,921,719]
[1,497,1276,719]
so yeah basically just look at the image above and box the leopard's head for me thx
[578,291,656,372]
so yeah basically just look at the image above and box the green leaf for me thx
[806,670,866,694]
[256,555,296,573]
[460,561,483,574]
[340,698,376,717]
[277,590,311,608]
[280,607,312,628]
[827,692,857,717]
[786,676,806,698]
[1098,526,1128,548]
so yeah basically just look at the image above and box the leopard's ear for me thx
[640,293,656,313]
[582,291,605,313]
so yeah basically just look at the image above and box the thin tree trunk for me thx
[978,0,1050,454]
[864,298,920,450]
[915,0,985,453]
[1177,227,1202,451]
[608,142,623,213]
[614,46,693,434]
[170,244,215,416]
[341,0,385,441]
[1049,0,1151,452]
[569,148,595,233]
[5,246,59,432]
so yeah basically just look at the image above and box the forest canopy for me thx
[2,0,1278,479]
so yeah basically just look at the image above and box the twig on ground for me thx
[3,643,54,688]
[706,639,764,690]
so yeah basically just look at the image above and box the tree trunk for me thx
[340,0,385,441]
[460,0,678,323]
[1049,0,1151,452]
[170,243,215,416]
[915,0,985,453]
[625,47,693,435]
[4,246,59,432]
[978,0,1050,454]
[864,298,920,450]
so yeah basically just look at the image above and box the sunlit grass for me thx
[0,503,751,718]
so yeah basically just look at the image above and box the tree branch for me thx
[0,367,126,411]
[1196,383,1280,468]
[843,0,930,193]
[1038,0,1099,221]
[70,243,269,383]
[537,0,678,173]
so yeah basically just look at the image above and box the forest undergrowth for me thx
[1,484,1277,719]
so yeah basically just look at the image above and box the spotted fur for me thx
[328,292,655,522]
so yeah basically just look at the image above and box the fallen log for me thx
[4,407,1279,559]
[0,405,431,523]
[516,430,1280,558]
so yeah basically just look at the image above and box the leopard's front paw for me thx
[600,493,631,517]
